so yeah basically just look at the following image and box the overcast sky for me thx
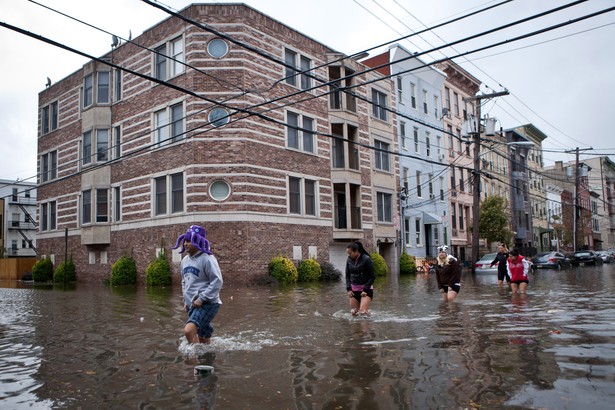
[1,0,614,183]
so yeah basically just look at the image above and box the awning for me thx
[538,227,553,234]
[423,212,442,225]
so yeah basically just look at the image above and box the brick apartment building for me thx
[36,3,398,284]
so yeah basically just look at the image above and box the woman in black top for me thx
[345,241,375,316]
[434,245,461,302]
[490,245,510,288]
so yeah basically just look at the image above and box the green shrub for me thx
[110,255,137,286]
[32,257,53,282]
[54,259,76,283]
[370,252,388,277]
[268,256,298,284]
[400,252,416,275]
[320,262,342,281]
[297,259,321,282]
[145,252,172,287]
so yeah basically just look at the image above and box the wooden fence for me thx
[0,258,36,280]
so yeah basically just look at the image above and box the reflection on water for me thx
[0,265,614,409]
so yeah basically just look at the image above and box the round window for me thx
[209,180,230,201]
[209,107,229,127]
[207,38,228,58]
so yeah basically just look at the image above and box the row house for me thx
[35,3,398,284]
[543,161,594,251]
[0,179,37,257]
[363,45,446,262]
[436,61,480,263]
[578,156,615,251]
[509,124,548,254]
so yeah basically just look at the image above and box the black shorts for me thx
[350,289,374,302]
[497,270,510,282]
[443,284,461,293]
[511,280,529,285]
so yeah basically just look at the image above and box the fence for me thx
[0,258,36,280]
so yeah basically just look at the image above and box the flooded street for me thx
[1,264,614,409]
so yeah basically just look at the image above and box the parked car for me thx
[596,251,615,264]
[531,252,571,270]
[475,253,498,274]
[570,251,603,266]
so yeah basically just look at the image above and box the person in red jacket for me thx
[506,248,530,294]
[434,245,461,302]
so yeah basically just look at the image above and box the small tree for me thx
[399,252,416,275]
[370,252,388,276]
[111,255,137,286]
[479,195,513,248]
[268,256,298,284]
[145,250,172,287]
[297,259,321,282]
[32,257,53,282]
[54,259,76,283]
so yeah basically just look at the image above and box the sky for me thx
[1,0,614,183]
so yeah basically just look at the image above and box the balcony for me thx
[8,221,37,230]
[9,196,36,205]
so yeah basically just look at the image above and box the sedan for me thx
[596,251,614,264]
[475,253,498,274]
[570,251,603,266]
[531,252,571,270]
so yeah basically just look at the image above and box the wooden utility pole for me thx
[464,91,509,272]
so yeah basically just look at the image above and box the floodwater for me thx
[1,264,614,409]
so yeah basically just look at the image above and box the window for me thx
[423,90,428,114]
[450,166,456,192]
[82,190,92,224]
[439,176,444,201]
[410,83,416,108]
[451,202,457,230]
[289,176,317,216]
[458,203,464,230]
[83,74,93,108]
[154,103,184,146]
[286,112,315,153]
[114,126,121,159]
[397,77,403,104]
[114,68,122,101]
[448,128,454,157]
[284,48,312,90]
[41,101,58,134]
[444,87,451,110]
[154,172,184,216]
[416,170,422,198]
[415,218,422,246]
[209,180,231,201]
[96,189,108,223]
[209,107,229,127]
[428,174,434,198]
[371,89,388,121]
[426,132,431,157]
[82,130,92,166]
[96,129,109,162]
[414,127,419,153]
[459,168,464,192]
[374,140,390,172]
[41,203,48,231]
[114,186,121,222]
[400,121,407,150]
[97,72,110,104]
[376,192,392,222]
[40,150,57,182]
[208,38,228,58]
[453,92,460,116]
[403,167,409,191]
[434,95,439,118]
[404,218,411,246]
[154,36,184,80]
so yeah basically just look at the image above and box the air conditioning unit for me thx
[430,194,435,199]
[438,153,445,161]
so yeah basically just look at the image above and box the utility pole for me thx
[565,147,592,252]
[464,90,509,272]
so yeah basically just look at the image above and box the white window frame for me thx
[286,111,315,153]
[371,89,388,121]
[288,176,317,216]
[154,172,185,216]
[154,102,184,147]
[154,35,185,81]
[374,140,390,172]
[376,192,392,222]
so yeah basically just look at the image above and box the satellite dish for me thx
[45,77,51,88]
[111,35,119,48]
